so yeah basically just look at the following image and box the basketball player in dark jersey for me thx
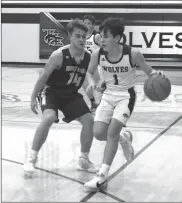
[24,19,98,177]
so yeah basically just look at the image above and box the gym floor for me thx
[2,65,182,202]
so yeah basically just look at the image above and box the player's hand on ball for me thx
[144,73,171,101]
[156,70,165,77]
[150,70,165,78]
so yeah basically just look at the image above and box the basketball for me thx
[144,74,171,101]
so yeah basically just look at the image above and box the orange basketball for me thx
[144,74,171,101]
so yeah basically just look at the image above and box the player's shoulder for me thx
[50,49,61,59]
[122,44,140,55]
[52,45,69,55]
[130,46,140,54]
[130,47,144,67]
[121,44,141,67]
[53,45,71,58]
[49,45,70,63]
[58,44,70,53]
[130,47,143,60]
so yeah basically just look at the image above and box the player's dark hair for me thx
[99,17,125,38]
[66,18,88,35]
[83,15,96,25]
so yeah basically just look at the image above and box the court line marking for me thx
[2,158,84,185]
[2,119,165,130]
[101,190,126,202]
[2,158,126,203]
[79,114,182,202]
[2,114,182,202]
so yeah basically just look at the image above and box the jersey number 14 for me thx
[67,72,82,87]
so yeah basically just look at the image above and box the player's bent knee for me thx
[42,109,57,125]
[94,121,108,141]
[107,118,124,141]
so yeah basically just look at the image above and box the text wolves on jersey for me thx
[102,66,129,73]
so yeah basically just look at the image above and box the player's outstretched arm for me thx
[132,49,165,77]
[132,49,153,76]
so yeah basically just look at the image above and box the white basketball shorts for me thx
[94,87,136,126]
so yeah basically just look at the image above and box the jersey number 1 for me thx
[113,74,119,85]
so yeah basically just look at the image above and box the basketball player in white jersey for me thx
[82,15,101,111]
[84,17,164,189]
[83,15,101,53]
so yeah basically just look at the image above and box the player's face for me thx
[100,30,119,51]
[83,19,94,32]
[69,28,87,49]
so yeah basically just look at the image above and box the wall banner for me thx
[39,12,69,59]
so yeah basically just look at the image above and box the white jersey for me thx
[85,31,99,54]
[98,44,137,96]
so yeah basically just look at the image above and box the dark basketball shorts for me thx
[37,87,90,123]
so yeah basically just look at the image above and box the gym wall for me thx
[2,3,182,64]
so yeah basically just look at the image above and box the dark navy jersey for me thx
[46,47,91,97]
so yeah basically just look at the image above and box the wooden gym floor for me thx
[2,65,182,202]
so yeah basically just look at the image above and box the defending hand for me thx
[96,81,107,93]
[31,97,38,115]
